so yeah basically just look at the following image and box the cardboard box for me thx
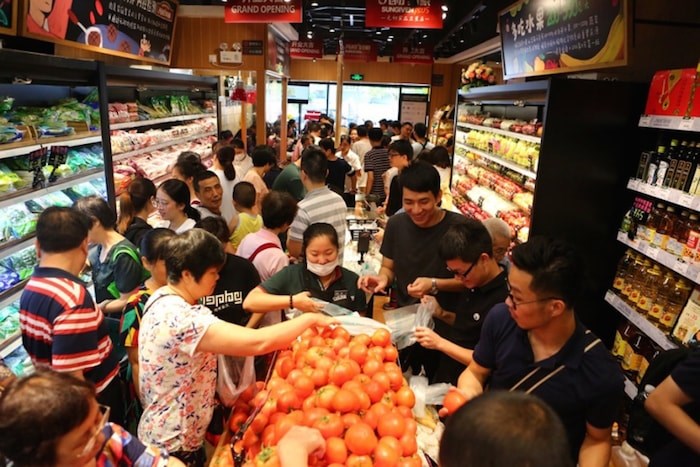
[645,68,696,116]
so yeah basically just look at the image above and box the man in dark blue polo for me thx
[456,237,623,467]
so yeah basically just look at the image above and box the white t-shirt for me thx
[170,218,196,234]
[412,140,435,159]
[211,167,237,225]
[233,153,253,183]
[337,149,362,192]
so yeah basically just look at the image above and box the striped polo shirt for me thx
[19,267,119,392]
[288,186,348,262]
[364,147,391,200]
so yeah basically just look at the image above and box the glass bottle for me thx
[648,272,676,324]
[613,250,635,293]
[622,331,644,379]
[612,320,635,361]
[659,278,692,331]
[652,205,677,251]
[627,258,652,307]
[667,210,690,257]
[636,264,662,315]
[653,145,669,187]
[637,342,661,385]
[662,139,680,188]
[682,213,700,263]
[646,202,666,245]
[621,255,644,303]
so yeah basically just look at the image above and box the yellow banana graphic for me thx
[559,14,625,68]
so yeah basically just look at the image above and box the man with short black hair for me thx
[391,121,413,142]
[411,122,435,158]
[308,122,322,144]
[363,127,391,204]
[243,145,276,211]
[19,207,123,422]
[384,139,412,216]
[319,138,355,196]
[194,170,226,221]
[456,237,623,466]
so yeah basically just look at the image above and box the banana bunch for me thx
[559,13,625,68]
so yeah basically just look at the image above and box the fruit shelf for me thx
[604,290,678,351]
[112,130,216,162]
[626,178,700,211]
[639,115,700,133]
[0,133,102,160]
[616,231,700,284]
[110,113,215,130]
[455,142,537,180]
[456,122,542,144]
[0,169,104,210]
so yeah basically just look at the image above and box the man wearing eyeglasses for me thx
[414,221,509,385]
[454,237,623,467]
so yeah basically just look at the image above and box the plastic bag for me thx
[335,314,390,336]
[217,354,256,407]
[409,374,451,418]
[384,301,435,350]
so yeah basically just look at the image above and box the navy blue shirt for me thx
[473,304,624,460]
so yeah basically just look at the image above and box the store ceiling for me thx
[180,0,514,60]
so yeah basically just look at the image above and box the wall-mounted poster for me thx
[0,0,17,35]
[22,0,178,65]
[499,0,627,79]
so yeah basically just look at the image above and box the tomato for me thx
[329,361,355,387]
[362,407,379,430]
[249,412,268,434]
[353,373,371,385]
[330,337,347,353]
[374,441,401,467]
[378,436,402,453]
[399,433,417,457]
[338,347,350,359]
[251,389,270,409]
[332,388,361,413]
[315,385,339,410]
[353,388,371,411]
[384,346,399,363]
[442,390,468,415]
[396,456,421,467]
[372,328,391,347]
[383,362,401,373]
[239,382,257,403]
[288,410,304,424]
[345,422,378,455]
[229,411,248,431]
[276,391,301,413]
[273,414,298,443]
[316,356,334,371]
[275,356,294,379]
[312,414,344,439]
[372,372,391,392]
[368,346,386,362]
[342,380,364,393]
[362,359,383,377]
[267,379,293,396]
[349,344,369,365]
[347,455,373,467]
[363,380,385,404]
[301,328,318,340]
[261,425,276,446]
[386,370,404,391]
[302,394,316,412]
[395,405,413,419]
[325,437,348,464]
[242,428,259,448]
[332,326,351,342]
[404,418,417,436]
[269,411,285,426]
[342,412,362,429]
[286,368,303,385]
[380,391,396,407]
[303,407,329,427]
[294,374,315,398]
[310,335,326,348]
[261,397,278,417]
[254,446,280,467]
[311,368,328,388]
[377,412,406,438]
[395,387,415,408]
[352,334,371,347]
[369,402,392,419]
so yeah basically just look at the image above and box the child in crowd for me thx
[229,181,262,252]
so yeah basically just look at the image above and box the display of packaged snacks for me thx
[2,344,33,377]
[0,304,19,341]
[0,261,20,293]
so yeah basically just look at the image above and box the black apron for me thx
[302,267,356,311]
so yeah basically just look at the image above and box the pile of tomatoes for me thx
[229,326,422,467]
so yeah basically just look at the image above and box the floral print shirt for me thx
[137,288,219,452]
[98,422,169,467]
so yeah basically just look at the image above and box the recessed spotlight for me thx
[311,2,319,6]
[387,37,393,42]
[422,34,428,38]
[460,38,465,43]
[441,5,448,11]
[330,28,335,33]
[376,31,381,35]
[442,12,447,19]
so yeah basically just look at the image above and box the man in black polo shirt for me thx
[456,237,623,467]
[414,221,508,385]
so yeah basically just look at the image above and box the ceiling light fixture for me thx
[330,28,335,33]
[387,37,393,42]
[311,2,319,6]
[376,30,381,35]
[442,12,447,19]
[422,33,428,38]
[349,15,354,26]
[441,5,448,11]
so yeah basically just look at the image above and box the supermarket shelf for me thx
[0,330,21,359]
[0,169,104,210]
[0,133,102,160]
[627,178,700,211]
[147,152,214,186]
[455,143,537,180]
[639,115,700,133]
[0,236,35,258]
[0,286,23,311]
[457,122,542,144]
[604,290,678,351]
[110,113,215,130]
[112,130,216,161]
[616,231,700,284]
[624,375,638,400]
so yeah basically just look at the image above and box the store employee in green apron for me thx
[244,222,366,316]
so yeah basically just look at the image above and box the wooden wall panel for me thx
[290,59,433,84]
[54,44,147,66]
[429,63,459,115]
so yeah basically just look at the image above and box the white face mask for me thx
[307,259,338,277]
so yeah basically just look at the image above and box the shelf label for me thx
[639,116,652,127]
[679,119,695,131]
[673,261,690,276]
[647,246,660,260]
[636,240,647,254]
[628,179,639,190]
[678,193,695,208]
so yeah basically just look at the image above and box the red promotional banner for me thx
[343,41,378,62]
[393,45,434,64]
[224,0,302,23]
[365,0,443,29]
[290,40,323,59]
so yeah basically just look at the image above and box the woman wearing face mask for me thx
[244,222,367,315]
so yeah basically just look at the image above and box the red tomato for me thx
[372,328,391,347]
[397,456,421,467]
[352,334,371,347]
[442,390,468,415]
[294,374,315,398]
[353,373,371,385]
[261,425,276,446]
[303,407,329,427]
[377,412,406,438]
[239,382,257,403]
[374,440,401,467]
[312,414,344,439]
[338,347,350,359]
[273,414,297,443]
[286,368,303,384]
[384,346,399,363]
[332,388,361,413]
[362,408,379,430]
[325,437,348,464]
[254,446,279,467]
[363,359,383,377]
[275,356,294,379]
[404,418,417,436]
[386,370,404,392]
[311,368,328,388]
[249,412,268,434]
[276,391,301,413]
[395,405,413,419]
[315,384,339,410]
[347,455,373,467]
[369,402,392,419]
[378,436,402,453]
[349,344,369,365]
[363,380,385,404]
[228,411,247,431]
[372,372,391,392]
[330,337,347,353]
[353,389,371,411]
[368,346,386,362]
[399,433,417,457]
[310,336,326,348]
[329,361,355,387]
[251,389,270,409]
[342,413,362,429]
[383,362,401,373]
[316,356,334,371]
[345,422,378,455]
[332,326,350,341]
[269,411,284,426]
[395,387,415,408]
[302,395,316,412]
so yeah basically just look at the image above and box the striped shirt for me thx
[364,147,391,200]
[288,186,348,262]
[19,267,119,393]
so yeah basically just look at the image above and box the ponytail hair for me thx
[158,178,201,223]
[185,204,202,223]
[216,146,236,181]
[117,177,156,234]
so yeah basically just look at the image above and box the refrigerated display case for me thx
[0,50,113,375]
[450,79,647,341]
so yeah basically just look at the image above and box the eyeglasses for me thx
[76,404,110,459]
[152,198,170,208]
[447,260,478,279]
[506,282,562,310]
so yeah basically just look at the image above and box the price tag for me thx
[639,116,652,127]
[605,290,614,302]
[628,179,639,190]
[673,261,690,276]
[678,193,695,208]
[679,118,695,131]
[647,246,660,260]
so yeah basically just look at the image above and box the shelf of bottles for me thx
[610,105,700,393]
[450,107,540,243]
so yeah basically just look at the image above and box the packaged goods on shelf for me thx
[2,344,33,377]
[0,303,19,341]
[671,286,700,345]
[110,117,215,155]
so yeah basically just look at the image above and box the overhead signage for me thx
[224,0,302,23]
[290,40,323,59]
[499,0,627,79]
[243,40,264,55]
[343,41,377,62]
[365,0,443,29]
[393,45,434,65]
[0,0,17,35]
[350,73,364,81]
[22,0,178,65]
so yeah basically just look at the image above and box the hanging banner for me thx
[343,41,377,62]
[266,26,290,76]
[224,0,302,23]
[499,0,627,79]
[290,40,323,59]
[22,0,177,64]
[393,45,434,65]
[365,0,443,29]
[0,0,17,35]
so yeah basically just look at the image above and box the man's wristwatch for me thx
[430,278,438,295]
